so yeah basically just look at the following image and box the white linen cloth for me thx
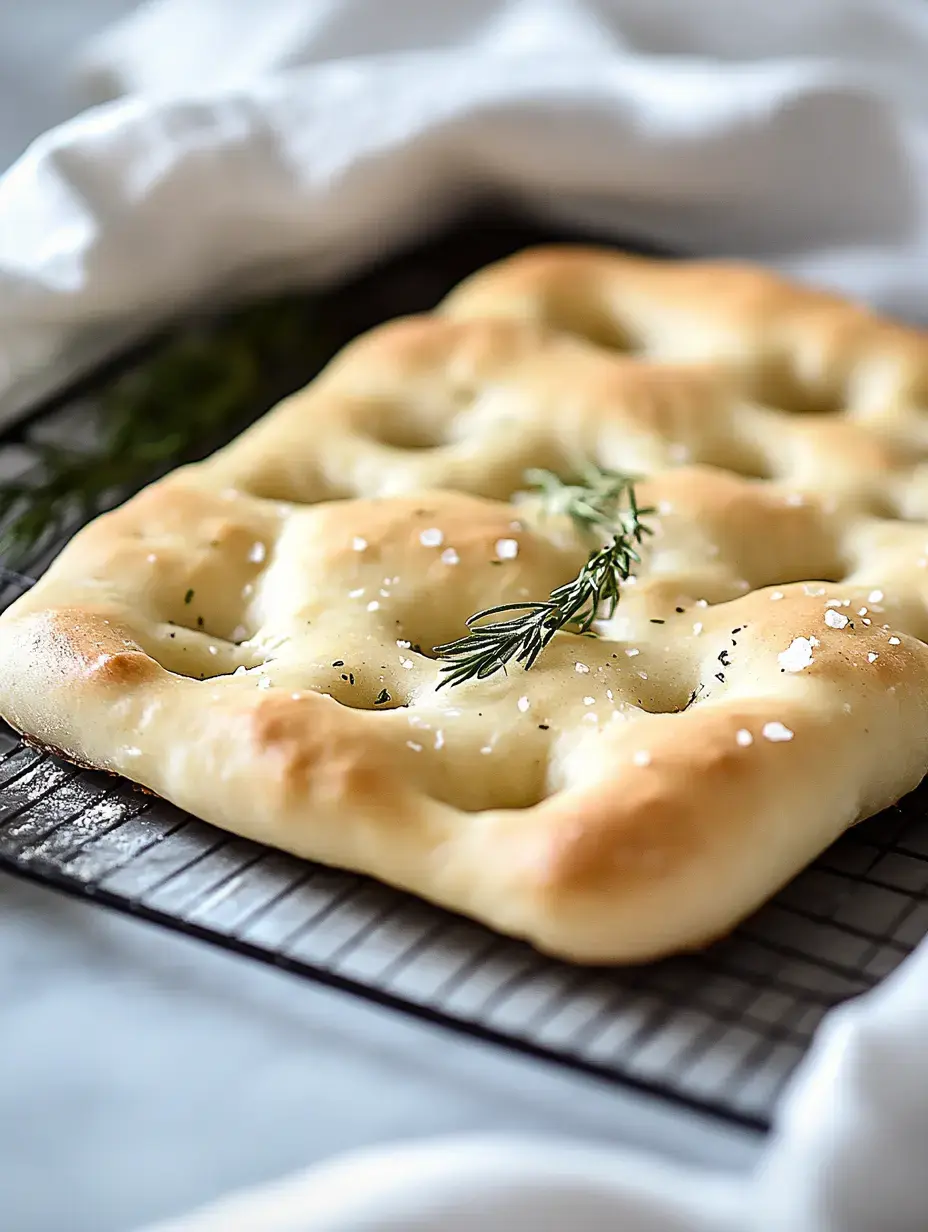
[1,0,927,423]
[0,0,926,1226]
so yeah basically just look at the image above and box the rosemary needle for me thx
[435,466,654,687]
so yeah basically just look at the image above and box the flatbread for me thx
[1,246,926,962]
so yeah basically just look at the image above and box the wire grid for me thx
[1,215,927,1132]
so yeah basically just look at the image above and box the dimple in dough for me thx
[1,246,927,963]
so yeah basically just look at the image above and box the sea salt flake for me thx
[868,589,884,603]
[441,548,460,565]
[349,588,365,599]
[763,721,794,742]
[397,639,411,648]
[889,636,901,645]
[778,636,818,673]
[420,528,444,547]
[575,662,590,674]
[868,652,879,662]
[824,610,849,629]
[406,741,423,753]
[495,537,519,560]
[367,601,380,612]
[257,677,271,690]
[625,648,640,657]
[400,658,414,669]
[583,696,595,706]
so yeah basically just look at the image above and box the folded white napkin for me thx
[1,0,927,426]
[2,1,927,1227]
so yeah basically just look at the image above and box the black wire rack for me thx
[1,211,927,1134]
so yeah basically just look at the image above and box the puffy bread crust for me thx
[1,246,928,962]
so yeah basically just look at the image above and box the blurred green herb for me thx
[0,297,319,569]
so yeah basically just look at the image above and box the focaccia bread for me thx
[1,246,927,963]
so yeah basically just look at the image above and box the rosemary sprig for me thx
[0,297,319,569]
[435,466,654,687]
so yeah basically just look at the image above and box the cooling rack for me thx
[1,211,926,1133]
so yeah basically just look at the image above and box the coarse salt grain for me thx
[349,588,365,599]
[638,671,648,680]
[889,636,901,645]
[441,548,460,565]
[434,731,445,750]
[736,729,753,747]
[824,610,849,629]
[778,636,819,672]
[208,645,218,656]
[575,662,590,673]
[397,639,411,648]
[625,648,640,657]
[763,721,794,742]
[869,589,884,603]
[771,591,784,601]
[249,542,266,564]
[868,652,879,662]
[693,622,703,636]
[257,677,271,690]
[400,658,414,669]
[406,741,423,753]
[352,537,367,552]
[633,750,652,766]
[583,696,595,706]
[420,528,443,547]
[367,600,380,612]
[232,625,247,642]
[517,696,530,712]
[495,537,519,560]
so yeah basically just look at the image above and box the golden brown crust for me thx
[1,245,927,962]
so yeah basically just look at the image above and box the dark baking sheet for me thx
[1,208,925,1133]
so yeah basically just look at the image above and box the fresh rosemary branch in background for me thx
[0,297,316,569]
[435,466,654,687]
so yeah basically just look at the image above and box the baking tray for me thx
[1,208,926,1133]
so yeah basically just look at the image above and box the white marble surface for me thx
[0,6,761,1229]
